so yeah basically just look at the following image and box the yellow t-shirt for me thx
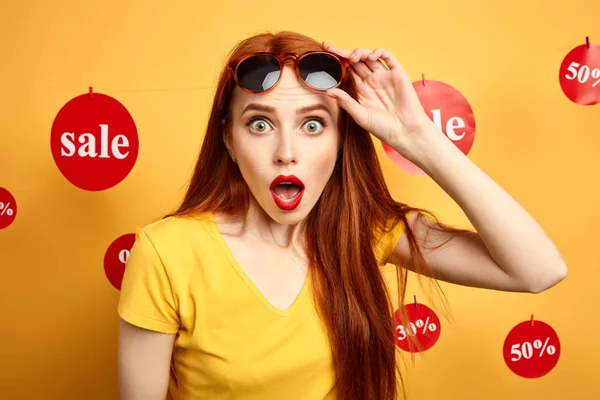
[117,211,405,400]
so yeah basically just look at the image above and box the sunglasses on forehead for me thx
[227,51,350,94]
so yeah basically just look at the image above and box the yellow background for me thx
[1,0,599,398]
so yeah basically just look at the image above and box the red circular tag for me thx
[503,318,561,378]
[383,80,476,176]
[0,187,17,229]
[559,42,600,105]
[50,92,139,191]
[394,302,441,352]
[104,233,136,290]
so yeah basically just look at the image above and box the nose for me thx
[273,131,297,165]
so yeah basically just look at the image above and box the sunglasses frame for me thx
[227,51,350,94]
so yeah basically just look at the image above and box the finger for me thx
[349,48,378,79]
[368,48,414,88]
[324,43,384,74]
[364,57,386,73]
[350,48,387,75]
[348,48,371,63]
[350,62,371,81]
[322,41,352,58]
[326,88,369,127]
[370,48,402,71]
[366,48,389,70]
[352,48,386,73]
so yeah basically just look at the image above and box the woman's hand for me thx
[322,41,439,161]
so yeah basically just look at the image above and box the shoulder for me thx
[136,211,217,261]
[141,212,213,238]
[373,212,416,266]
[373,210,428,265]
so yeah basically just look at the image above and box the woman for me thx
[117,31,567,400]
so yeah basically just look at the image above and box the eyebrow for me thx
[241,103,332,116]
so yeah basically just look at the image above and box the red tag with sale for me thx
[0,187,17,229]
[50,90,139,191]
[559,37,600,105]
[394,301,441,352]
[503,316,561,378]
[383,79,476,176]
[104,233,136,290]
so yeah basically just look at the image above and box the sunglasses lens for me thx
[236,55,281,92]
[299,53,343,89]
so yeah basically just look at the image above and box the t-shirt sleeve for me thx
[117,226,180,334]
[373,212,413,265]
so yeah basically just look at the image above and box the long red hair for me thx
[163,30,471,400]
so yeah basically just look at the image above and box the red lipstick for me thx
[270,175,305,211]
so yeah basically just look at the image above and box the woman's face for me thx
[226,64,342,226]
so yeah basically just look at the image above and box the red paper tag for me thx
[0,187,17,229]
[383,80,476,176]
[503,318,561,378]
[50,91,139,191]
[559,41,600,105]
[394,302,441,352]
[104,233,136,290]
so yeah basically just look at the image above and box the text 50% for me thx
[565,62,600,87]
[510,337,557,362]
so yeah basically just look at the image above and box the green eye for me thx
[250,119,269,132]
[304,121,321,133]
[246,116,328,134]
[304,117,327,134]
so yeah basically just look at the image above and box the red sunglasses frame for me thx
[227,51,350,94]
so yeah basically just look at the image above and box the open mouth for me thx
[270,175,305,210]
[271,182,303,200]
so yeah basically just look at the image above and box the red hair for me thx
[163,30,471,400]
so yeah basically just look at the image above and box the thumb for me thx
[326,88,369,127]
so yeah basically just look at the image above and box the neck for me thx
[246,197,306,252]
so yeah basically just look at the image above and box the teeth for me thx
[274,181,303,188]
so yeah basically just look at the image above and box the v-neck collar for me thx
[206,210,310,317]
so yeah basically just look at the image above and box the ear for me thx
[222,131,237,163]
